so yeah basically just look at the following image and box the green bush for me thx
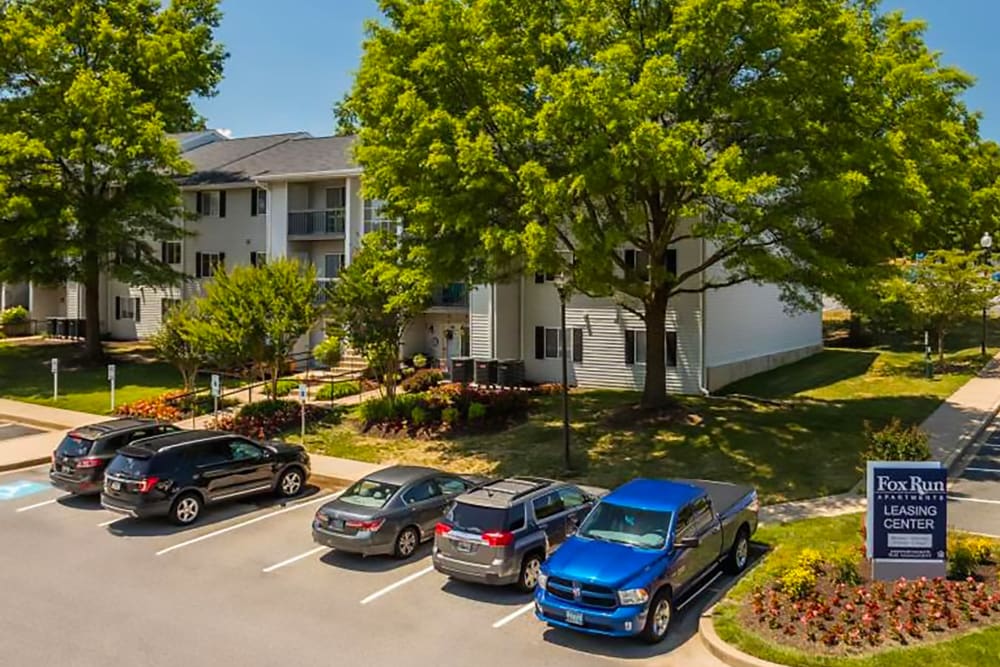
[359,397,395,425]
[779,565,818,601]
[263,379,298,398]
[315,380,362,401]
[400,368,444,393]
[796,548,825,574]
[829,550,863,586]
[411,406,428,426]
[313,336,343,368]
[860,418,930,468]
[238,399,297,420]
[412,353,428,369]
[948,541,978,579]
[442,406,460,425]
[967,537,995,564]
[467,401,487,421]
[0,305,28,324]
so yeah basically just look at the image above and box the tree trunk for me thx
[640,294,669,409]
[83,261,104,362]
[848,314,865,347]
[937,329,945,362]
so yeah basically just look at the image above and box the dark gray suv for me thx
[432,477,601,592]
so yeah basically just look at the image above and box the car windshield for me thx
[578,502,672,550]
[55,434,94,457]
[340,479,400,508]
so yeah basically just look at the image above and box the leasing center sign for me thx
[866,461,947,579]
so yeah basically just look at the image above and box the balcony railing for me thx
[289,209,346,236]
[430,283,468,309]
[315,277,336,305]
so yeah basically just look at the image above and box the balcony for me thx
[288,209,346,238]
[428,283,469,311]
[315,277,336,305]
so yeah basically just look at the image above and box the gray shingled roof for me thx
[178,134,358,186]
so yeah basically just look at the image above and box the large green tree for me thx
[342,0,977,407]
[193,259,322,398]
[0,0,226,360]
[328,231,433,400]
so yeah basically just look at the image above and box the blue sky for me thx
[197,0,1000,140]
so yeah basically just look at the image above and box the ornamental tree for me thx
[328,231,432,400]
[342,0,977,407]
[0,0,226,360]
[150,299,208,392]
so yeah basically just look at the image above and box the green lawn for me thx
[305,336,986,503]
[713,514,1000,666]
[0,339,185,415]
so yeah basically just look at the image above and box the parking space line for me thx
[15,496,64,513]
[677,572,722,611]
[262,546,328,573]
[155,493,336,556]
[492,602,535,629]
[950,496,1000,505]
[0,463,49,478]
[963,467,1000,473]
[360,565,434,605]
[98,516,124,527]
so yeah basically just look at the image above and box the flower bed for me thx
[116,390,238,421]
[740,535,1000,656]
[211,399,328,440]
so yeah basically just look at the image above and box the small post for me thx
[211,374,221,423]
[108,364,117,412]
[924,330,933,379]
[298,383,308,445]
[50,358,58,401]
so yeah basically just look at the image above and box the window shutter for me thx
[572,328,583,363]
[666,330,678,367]
[219,191,227,218]
[160,242,167,263]
[624,249,636,270]
[534,273,544,284]
[534,326,545,360]
[195,252,203,278]
[250,251,257,267]
[196,192,203,215]
[115,297,121,321]
[665,249,678,277]
[134,298,141,323]
[625,330,635,365]
[250,189,258,217]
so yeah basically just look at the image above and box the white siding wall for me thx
[27,284,64,319]
[704,279,822,368]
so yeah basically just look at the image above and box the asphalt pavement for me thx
[0,421,44,442]
[948,421,1000,537]
[0,464,728,667]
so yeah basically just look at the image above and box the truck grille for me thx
[547,576,618,609]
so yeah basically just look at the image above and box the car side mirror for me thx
[674,535,700,550]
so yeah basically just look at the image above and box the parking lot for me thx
[0,464,731,667]
[0,421,44,442]
[949,421,1000,537]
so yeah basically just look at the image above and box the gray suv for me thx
[432,477,600,592]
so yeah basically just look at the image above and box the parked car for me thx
[312,465,488,559]
[100,430,311,525]
[432,477,602,592]
[534,478,759,643]
[49,419,178,495]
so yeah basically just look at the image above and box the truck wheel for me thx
[639,589,674,644]
[723,525,751,574]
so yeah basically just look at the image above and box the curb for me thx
[0,457,50,473]
[942,392,1000,476]
[0,413,68,432]
[699,607,785,667]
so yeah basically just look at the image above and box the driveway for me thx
[948,420,1000,537]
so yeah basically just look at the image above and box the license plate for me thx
[455,540,473,553]
[110,481,122,491]
[62,465,73,473]
[565,610,584,626]
[331,519,345,531]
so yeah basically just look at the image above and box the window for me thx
[448,502,525,532]
[625,330,646,365]
[689,497,715,534]
[532,491,564,520]
[364,199,394,234]
[195,252,224,278]
[324,253,345,279]
[250,251,266,268]
[161,241,182,265]
[161,299,181,319]
[228,439,264,462]
[623,248,678,280]
[401,479,441,504]
[340,478,401,508]
[251,188,267,216]
[557,486,587,510]
[578,502,671,550]
[193,441,231,467]
[535,327,584,362]
[435,476,467,496]
[666,330,678,368]
[326,187,346,210]
[196,191,225,217]
[533,272,559,284]
[115,296,140,321]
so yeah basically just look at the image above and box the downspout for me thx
[491,283,498,359]
[698,235,710,396]
[519,273,525,360]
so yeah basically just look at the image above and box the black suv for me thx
[50,419,178,495]
[100,430,311,525]
[433,477,601,591]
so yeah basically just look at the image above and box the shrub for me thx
[967,537,994,564]
[263,379,298,398]
[412,353,428,369]
[533,382,564,396]
[948,541,978,579]
[116,391,184,422]
[313,336,342,368]
[315,380,362,401]
[212,399,324,439]
[860,418,930,468]
[797,548,825,574]
[442,407,460,425]
[401,368,444,393]
[778,565,817,601]
[411,406,428,426]
[467,401,487,421]
[358,397,395,425]
[830,550,863,586]
[0,305,29,324]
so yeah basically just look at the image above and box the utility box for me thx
[450,357,474,384]
[474,359,498,386]
[496,359,525,388]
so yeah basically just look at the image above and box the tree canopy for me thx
[0,0,226,359]
[342,0,979,406]
[328,231,432,400]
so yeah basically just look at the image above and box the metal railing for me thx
[288,209,346,236]
[430,284,469,308]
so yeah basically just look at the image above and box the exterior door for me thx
[531,490,567,552]
[555,485,591,539]
[194,441,242,499]
[400,478,445,536]
[223,438,274,495]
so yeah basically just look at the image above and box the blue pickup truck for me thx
[534,478,758,643]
